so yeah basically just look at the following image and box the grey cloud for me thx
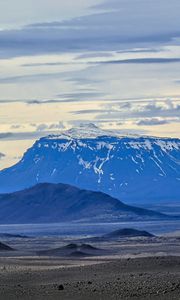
[0,132,41,141]
[117,48,163,54]
[95,100,180,121]
[1,97,106,106]
[141,102,180,118]
[1,1,180,58]
[0,133,13,139]
[10,124,23,129]
[0,152,5,159]
[174,80,180,85]
[114,128,148,135]
[22,57,180,69]
[92,0,124,10]
[49,122,65,130]
[96,58,180,65]
[0,71,67,84]
[27,99,82,104]
[66,76,103,86]
[36,124,49,131]
[0,65,99,86]
[36,122,65,131]
[137,118,170,126]
[72,109,108,115]
[22,62,71,67]
[75,52,114,59]
[0,122,66,142]
[0,130,61,141]
[56,91,105,100]
[27,91,106,105]
[27,100,60,105]
[119,102,132,109]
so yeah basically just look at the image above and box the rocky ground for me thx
[0,233,180,299]
[0,256,179,300]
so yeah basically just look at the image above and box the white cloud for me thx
[0,0,101,29]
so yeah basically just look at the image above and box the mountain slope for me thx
[0,124,179,204]
[0,183,168,224]
[103,228,154,238]
[0,242,14,251]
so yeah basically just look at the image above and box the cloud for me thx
[136,118,170,126]
[94,100,180,121]
[10,124,23,129]
[0,152,5,159]
[96,58,180,65]
[0,130,60,141]
[0,132,43,141]
[0,0,95,29]
[117,48,162,54]
[27,92,106,105]
[0,99,62,105]
[0,122,66,142]
[1,1,180,59]
[36,122,65,131]
[0,72,67,84]
[75,52,114,59]
[0,133,13,139]
[140,102,180,118]
[22,62,71,67]
[1,56,180,89]
[72,109,108,115]
[27,99,61,105]
[56,91,105,100]
[22,50,168,68]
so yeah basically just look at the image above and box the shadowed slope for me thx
[0,183,168,224]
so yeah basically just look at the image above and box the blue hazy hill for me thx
[0,183,169,224]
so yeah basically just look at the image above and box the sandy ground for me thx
[0,235,179,299]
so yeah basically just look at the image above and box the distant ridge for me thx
[0,241,14,251]
[103,228,154,238]
[0,183,169,224]
[37,243,102,257]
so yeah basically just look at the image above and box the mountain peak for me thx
[46,123,108,140]
[0,128,179,204]
[46,123,140,140]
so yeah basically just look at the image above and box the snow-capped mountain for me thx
[0,124,179,204]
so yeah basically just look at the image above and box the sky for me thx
[0,0,180,169]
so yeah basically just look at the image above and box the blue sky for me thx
[0,0,180,169]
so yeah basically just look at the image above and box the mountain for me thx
[37,243,104,257]
[103,228,154,238]
[0,183,168,224]
[0,233,28,238]
[0,124,179,204]
[0,241,14,251]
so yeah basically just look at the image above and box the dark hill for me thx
[37,243,102,257]
[0,241,14,251]
[104,228,154,238]
[0,183,169,224]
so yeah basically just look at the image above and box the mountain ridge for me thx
[0,182,169,224]
[0,125,179,204]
